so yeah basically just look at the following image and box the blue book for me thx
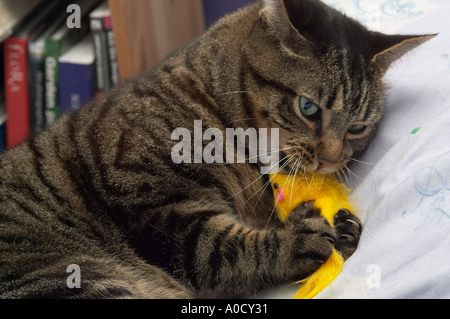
[203,0,255,27]
[58,36,95,115]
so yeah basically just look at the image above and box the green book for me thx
[29,2,70,134]
[44,0,101,128]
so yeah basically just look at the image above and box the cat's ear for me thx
[259,0,314,56]
[370,33,437,73]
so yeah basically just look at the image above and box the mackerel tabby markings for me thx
[0,0,434,298]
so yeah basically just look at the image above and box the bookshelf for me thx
[108,0,205,81]
[0,0,44,42]
[0,0,253,151]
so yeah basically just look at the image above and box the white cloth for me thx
[318,0,450,299]
[268,0,450,299]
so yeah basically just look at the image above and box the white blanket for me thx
[321,0,450,299]
[270,0,450,299]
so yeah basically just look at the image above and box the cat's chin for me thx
[279,162,342,175]
[314,162,346,175]
[315,166,341,175]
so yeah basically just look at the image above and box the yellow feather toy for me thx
[269,173,357,299]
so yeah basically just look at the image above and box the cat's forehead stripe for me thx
[326,89,343,111]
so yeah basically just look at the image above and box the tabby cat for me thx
[0,0,434,298]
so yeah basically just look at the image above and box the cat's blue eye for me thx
[348,124,366,134]
[299,97,320,118]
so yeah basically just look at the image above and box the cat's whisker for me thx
[270,158,298,222]
[342,169,350,186]
[283,158,297,210]
[263,155,300,227]
[350,163,378,193]
[265,203,280,228]
[355,164,372,181]
[228,152,295,201]
[262,155,299,226]
[244,145,296,153]
[248,177,276,217]
[247,153,297,214]
[292,154,303,182]
[349,158,376,166]
[248,178,273,207]
[343,164,366,182]
[302,166,312,191]
[244,146,295,163]
[335,168,350,187]
[288,156,303,209]
[344,169,351,187]
[245,175,274,210]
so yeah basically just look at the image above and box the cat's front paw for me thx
[281,202,336,280]
[333,209,362,260]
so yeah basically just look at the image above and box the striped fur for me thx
[0,0,433,298]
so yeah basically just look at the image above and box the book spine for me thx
[3,37,30,149]
[59,62,95,115]
[103,15,119,87]
[90,16,111,96]
[0,93,5,153]
[0,121,5,153]
[44,22,91,128]
[44,39,61,129]
[0,43,5,153]
[28,42,45,135]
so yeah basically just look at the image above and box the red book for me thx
[3,1,68,149]
[4,37,30,149]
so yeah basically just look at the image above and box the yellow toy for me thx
[270,173,357,299]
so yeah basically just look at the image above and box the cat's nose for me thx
[319,135,343,164]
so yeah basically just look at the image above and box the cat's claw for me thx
[333,209,362,260]
[345,218,361,230]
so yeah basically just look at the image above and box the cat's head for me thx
[241,0,435,174]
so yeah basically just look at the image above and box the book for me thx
[28,1,72,135]
[90,1,112,96]
[103,14,120,88]
[203,0,255,27]
[3,1,66,149]
[0,91,5,153]
[0,45,5,153]
[28,37,46,136]
[44,0,102,128]
[58,35,95,115]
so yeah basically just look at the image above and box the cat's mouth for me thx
[278,151,347,175]
[316,160,347,174]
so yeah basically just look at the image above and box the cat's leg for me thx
[1,250,193,299]
[64,255,194,299]
[147,202,338,298]
[288,206,363,260]
[0,213,192,299]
